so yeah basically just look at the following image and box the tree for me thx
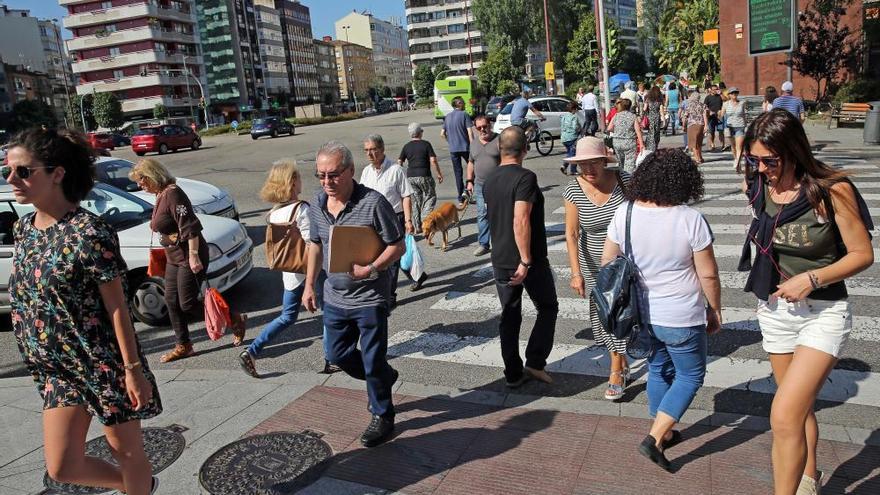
[477,45,519,94]
[655,0,719,82]
[471,0,540,69]
[12,100,57,131]
[497,80,520,96]
[791,1,861,101]
[394,86,407,97]
[153,103,167,120]
[380,86,393,98]
[564,13,624,82]
[65,94,96,131]
[636,0,668,55]
[413,64,434,98]
[432,63,451,80]
[92,92,124,130]
[619,50,649,78]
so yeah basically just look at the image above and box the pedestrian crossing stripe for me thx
[704,192,880,202]
[702,173,880,180]
[698,163,877,171]
[386,330,880,408]
[550,206,880,217]
[430,291,880,342]
[545,222,749,235]
[703,182,880,190]
[542,238,880,259]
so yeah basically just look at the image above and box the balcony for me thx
[121,95,195,113]
[76,73,190,95]
[67,26,196,52]
[64,3,193,29]
[72,51,202,73]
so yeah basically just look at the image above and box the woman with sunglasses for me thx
[5,128,161,494]
[738,109,874,495]
[129,158,248,362]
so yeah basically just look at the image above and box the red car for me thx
[87,132,115,151]
[131,124,201,156]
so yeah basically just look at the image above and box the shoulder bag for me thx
[265,201,308,273]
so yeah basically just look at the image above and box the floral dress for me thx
[11,208,162,425]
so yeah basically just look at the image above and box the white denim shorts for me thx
[756,296,852,357]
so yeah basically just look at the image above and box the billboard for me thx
[748,0,796,56]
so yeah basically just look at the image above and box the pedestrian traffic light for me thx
[589,40,599,70]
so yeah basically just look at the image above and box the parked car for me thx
[87,132,115,151]
[131,124,201,155]
[0,182,253,325]
[376,98,395,114]
[250,117,294,140]
[0,145,7,162]
[111,133,131,147]
[94,157,239,219]
[485,95,517,121]
[493,96,583,137]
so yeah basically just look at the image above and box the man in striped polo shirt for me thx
[771,81,806,122]
[303,141,405,448]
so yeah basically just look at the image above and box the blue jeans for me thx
[474,182,490,249]
[248,285,305,357]
[646,324,707,422]
[563,140,577,174]
[449,151,469,200]
[667,109,679,135]
[323,303,396,417]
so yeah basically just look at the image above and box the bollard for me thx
[865,101,880,145]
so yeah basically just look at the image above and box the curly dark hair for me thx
[7,127,96,202]
[626,148,703,206]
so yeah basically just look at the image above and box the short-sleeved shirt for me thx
[483,165,548,269]
[704,94,723,113]
[309,182,404,310]
[469,133,501,184]
[268,201,310,291]
[151,185,208,266]
[771,95,805,118]
[723,100,746,128]
[581,93,598,111]
[442,109,473,153]
[359,157,413,214]
[510,97,531,125]
[561,113,581,143]
[607,203,714,327]
[398,139,436,178]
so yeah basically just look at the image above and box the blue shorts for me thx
[728,126,745,137]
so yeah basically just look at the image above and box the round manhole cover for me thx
[43,425,186,494]
[199,431,333,495]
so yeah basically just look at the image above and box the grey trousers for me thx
[408,176,436,231]
[613,138,638,173]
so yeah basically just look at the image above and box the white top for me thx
[360,156,412,213]
[581,92,597,111]
[607,203,714,327]
[268,202,310,291]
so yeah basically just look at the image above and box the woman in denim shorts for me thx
[738,110,875,495]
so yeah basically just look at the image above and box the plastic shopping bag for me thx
[400,234,416,271]
[409,240,425,282]
[204,286,231,341]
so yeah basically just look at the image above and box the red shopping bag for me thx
[204,287,231,341]
[147,248,166,277]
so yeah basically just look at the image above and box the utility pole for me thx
[465,0,474,75]
[596,0,611,127]
[542,0,554,95]
[183,55,194,125]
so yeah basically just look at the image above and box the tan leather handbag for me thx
[265,201,308,273]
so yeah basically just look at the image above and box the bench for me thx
[828,102,871,129]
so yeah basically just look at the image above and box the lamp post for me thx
[52,18,74,129]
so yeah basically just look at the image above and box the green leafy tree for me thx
[497,80,520,95]
[394,86,407,97]
[791,2,861,100]
[12,100,57,131]
[153,103,167,120]
[636,0,668,54]
[92,92,124,130]
[432,63,451,80]
[65,94,96,131]
[565,13,624,81]
[380,86,393,98]
[471,0,540,69]
[620,50,649,78]
[477,45,519,94]
[655,0,719,82]
[413,64,434,98]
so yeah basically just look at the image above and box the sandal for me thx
[604,368,630,401]
[231,313,248,346]
[160,343,194,363]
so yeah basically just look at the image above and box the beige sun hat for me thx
[562,136,618,163]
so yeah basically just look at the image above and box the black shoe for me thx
[505,370,531,388]
[389,295,398,311]
[360,414,395,447]
[391,367,399,386]
[638,435,672,472]
[238,350,259,378]
[411,272,428,291]
[321,360,342,374]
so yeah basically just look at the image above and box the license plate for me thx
[235,251,251,270]
[136,144,147,148]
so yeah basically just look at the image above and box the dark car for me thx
[485,95,517,121]
[111,133,131,147]
[131,124,201,156]
[250,117,294,140]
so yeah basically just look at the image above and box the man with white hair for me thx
[771,81,806,122]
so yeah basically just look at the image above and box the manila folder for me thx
[328,225,384,273]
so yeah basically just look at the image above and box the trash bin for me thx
[865,101,880,145]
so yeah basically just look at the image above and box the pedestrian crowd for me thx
[2,72,873,495]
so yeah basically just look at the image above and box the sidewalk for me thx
[1,371,877,494]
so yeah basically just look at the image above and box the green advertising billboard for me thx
[748,0,796,55]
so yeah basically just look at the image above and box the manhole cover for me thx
[199,431,333,495]
[42,425,187,494]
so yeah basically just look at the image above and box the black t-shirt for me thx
[483,165,547,269]
[705,94,723,113]
[398,140,437,178]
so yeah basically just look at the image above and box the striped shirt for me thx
[309,182,404,309]
[771,94,805,118]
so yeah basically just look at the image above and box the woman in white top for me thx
[601,148,722,472]
[239,160,317,377]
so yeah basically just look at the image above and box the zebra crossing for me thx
[387,147,880,413]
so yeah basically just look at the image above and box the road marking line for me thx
[702,173,880,180]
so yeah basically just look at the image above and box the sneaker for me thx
[238,350,258,378]
[505,371,531,388]
[360,414,395,447]
[473,245,490,256]
[796,471,823,495]
[411,272,428,291]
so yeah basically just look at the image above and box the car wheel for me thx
[129,275,169,326]
[536,131,554,156]
[290,126,295,136]
[135,152,145,156]
[191,140,200,151]
[251,135,258,140]
[271,130,278,138]
[158,143,169,155]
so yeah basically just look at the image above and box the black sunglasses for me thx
[744,154,781,169]
[1,165,54,180]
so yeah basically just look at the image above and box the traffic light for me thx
[588,40,599,70]
[606,27,619,63]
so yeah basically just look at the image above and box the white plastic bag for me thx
[409,239,425,282]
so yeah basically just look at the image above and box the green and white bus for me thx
[433,75,483,119]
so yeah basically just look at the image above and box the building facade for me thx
[275,0,319,106]
[63,0,206,123]
[314,37,340,110]
[334,11,411,91]
[332,40,374,109]
[404,0,488,76]
[604,0,640,53]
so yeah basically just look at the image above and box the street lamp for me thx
[140,66,209,128]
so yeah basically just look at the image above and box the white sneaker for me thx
[796,471,822,495]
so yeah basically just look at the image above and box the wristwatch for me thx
[519,260,532,269]
[367,263,379,280]
[123,361,141,371]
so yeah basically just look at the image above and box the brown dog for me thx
[422,201,469,251]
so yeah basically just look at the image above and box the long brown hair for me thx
[739,109,847,209]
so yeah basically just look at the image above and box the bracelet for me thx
[189,250,199,254]
[808,271,820,290]
[123,361,141,371]
[519,260,532,269]
[466,179,474,184]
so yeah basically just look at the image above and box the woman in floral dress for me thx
[6,128,161,494]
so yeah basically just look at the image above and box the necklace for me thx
[769,183,799,204]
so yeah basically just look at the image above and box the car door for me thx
[545,99,570,137]
[0,201,19,310]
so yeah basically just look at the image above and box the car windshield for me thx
[134,128,160,135]
[253,119,272,125]
[96,159,139,192]
[500,103,514,115]
[488,97,502,105]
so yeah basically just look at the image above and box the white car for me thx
[0,182,253,326]
[493,96,584,137]
[96,157,239,219]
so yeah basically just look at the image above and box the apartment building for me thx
[404,0,488,76]
[334,11,411,91]
[314,37,340,109]
[604,0,640,53]
[62,0,206,123]
[275,0,319,106]
[332,40,374,108]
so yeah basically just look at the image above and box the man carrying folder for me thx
[303,141,405,448]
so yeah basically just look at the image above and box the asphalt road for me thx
[2,110,879,429]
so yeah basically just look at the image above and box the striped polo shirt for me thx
[771,94,805,118]
[309,181,403,310]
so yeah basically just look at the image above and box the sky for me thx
[0,1,406,40]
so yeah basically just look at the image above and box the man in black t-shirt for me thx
[704,85,724,152]
[483,127,559,388]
